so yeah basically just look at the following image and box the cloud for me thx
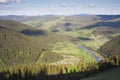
[60,3,74,7]
[61,3,67,7]
[88,3,96,8]
[0,0,22,4]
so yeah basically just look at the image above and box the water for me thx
[76,44,101,63]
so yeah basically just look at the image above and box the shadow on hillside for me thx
[81,21,120,29]
[64,23,72,27]
[77,37,93,41]
[20,29,45,36]
[98,15,120,20]
[0,26,7,29]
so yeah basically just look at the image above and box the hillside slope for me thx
[0,19,34,31]
[0,20,76,66]
[0,26,43,66]
[98,35,120,58]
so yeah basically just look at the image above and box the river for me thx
[76,44,101,63]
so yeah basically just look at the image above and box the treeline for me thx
[0,55,120,80]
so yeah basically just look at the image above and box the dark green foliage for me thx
[98,59,115,71]
[77,37,92,41]
[111,55,120,66]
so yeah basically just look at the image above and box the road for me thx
[76,44,101,63]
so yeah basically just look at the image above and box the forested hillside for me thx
[0,26,45,66]
[0,20,34,31]
[98,35,120,58]
[0,20,74,67]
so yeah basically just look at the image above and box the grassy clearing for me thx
[24,20,43,27]
[41,18,64,29]
[79,33,109,51]
[81,67,120,80]
[111,33,120,37]
[52,42,95,63]
[54,28,110,53]
[80,40,105,51]
[79,38,107,60]
[36,51,63,63]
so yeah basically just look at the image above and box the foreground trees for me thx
[0,55,120,80]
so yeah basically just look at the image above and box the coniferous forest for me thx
[0,55,120,80]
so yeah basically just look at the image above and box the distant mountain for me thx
[72,14,90,16]
[70,15,120,38]
[0,15,58,22]
[22,15,101,30]
[0,15,120,22]
[0,15,120,36]
[19,15,120,39]
[0,15,27,21]
[83,19,120,38]
[98,35,120,58]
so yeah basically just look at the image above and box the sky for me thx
[0,0,120,15]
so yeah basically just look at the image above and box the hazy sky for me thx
[0,0,120,15]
